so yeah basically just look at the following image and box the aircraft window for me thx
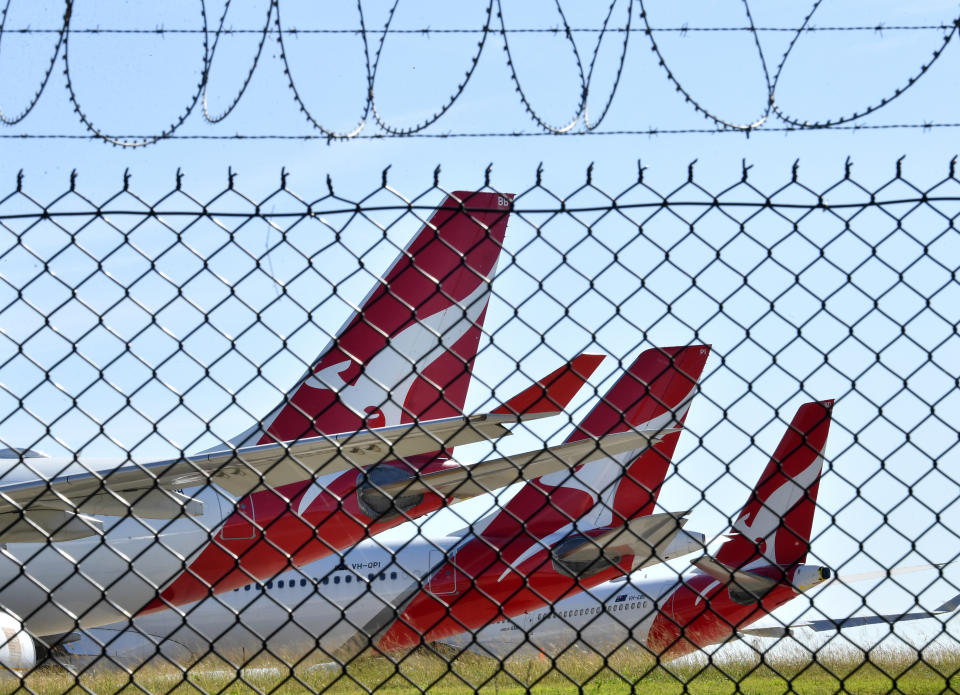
[334,576,340,585]
[321,577,329,585]
[267,581,273,589]
[368,573,374,580]
[346,575,352,584]
[390,572,398,580]
[244,585,250,591]
[631,603,636,610]
[300,579,307,587]
[380,573,386,580]
[278,580,284,589]
[233,587,239,592]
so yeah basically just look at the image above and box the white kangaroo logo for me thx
[305,360,353,392]
[298,280,491,426]
[733,455,823,568]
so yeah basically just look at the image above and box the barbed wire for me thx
[3,25,957,35]
[1,0,959,145]
[4,121,960,142]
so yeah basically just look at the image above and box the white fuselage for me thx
[442,576,677,658]
[0,476,228,637]
[66,538,682,667]
[67,535,464,665]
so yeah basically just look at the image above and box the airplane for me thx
[437,400,959,661]
[0,191,669,668]
[45,344,713,671]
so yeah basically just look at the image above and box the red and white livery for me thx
[0,192,655,669]
[444,400,955,660]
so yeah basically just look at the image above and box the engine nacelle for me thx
[551,535,620,578]
[356,465,424,521]
[552,528,709,579]
[0,610,36,674]
[793,564,832,592]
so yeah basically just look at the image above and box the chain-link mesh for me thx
[0,168,958,693]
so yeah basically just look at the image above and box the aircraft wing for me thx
[739,593,960,638]
[0,411,550,524]
[554,511,690,566]
[0,350,602,540]
[374,427,681,500]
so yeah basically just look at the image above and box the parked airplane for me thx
[55,345,712,670]
[0,192,667,667]
[440,400,959,660]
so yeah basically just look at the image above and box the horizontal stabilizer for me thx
[828,562,947,587]
[376,427,681,500]
[692,556,779,599]
[492,353,605,417]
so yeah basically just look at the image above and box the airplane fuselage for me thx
[68,543,818,666]
[0,478,228,637]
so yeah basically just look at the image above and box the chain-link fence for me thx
[0,168,958,693]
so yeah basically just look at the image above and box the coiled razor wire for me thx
[0,0,958,144]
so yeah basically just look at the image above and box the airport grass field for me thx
[6,644,960,695]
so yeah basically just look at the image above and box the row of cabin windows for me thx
[537,601,648,620]
[235,571,400,592]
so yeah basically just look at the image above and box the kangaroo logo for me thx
[298,280,490,427]
[732,455,823,566]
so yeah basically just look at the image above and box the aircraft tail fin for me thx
[229,191,513,447]
[714,400,834,570]
[475,345,710,539]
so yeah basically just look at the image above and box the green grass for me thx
[5,643,960,695]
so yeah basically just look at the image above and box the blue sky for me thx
[1,0,960,652]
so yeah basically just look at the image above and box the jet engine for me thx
[0,610,36,674]
[356,465,425,521]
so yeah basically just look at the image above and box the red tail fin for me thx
[476,345,709,539]
[607,346,711,521]
[231,192,512,446]
[565,346,710,442]
[715,400,834,570]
